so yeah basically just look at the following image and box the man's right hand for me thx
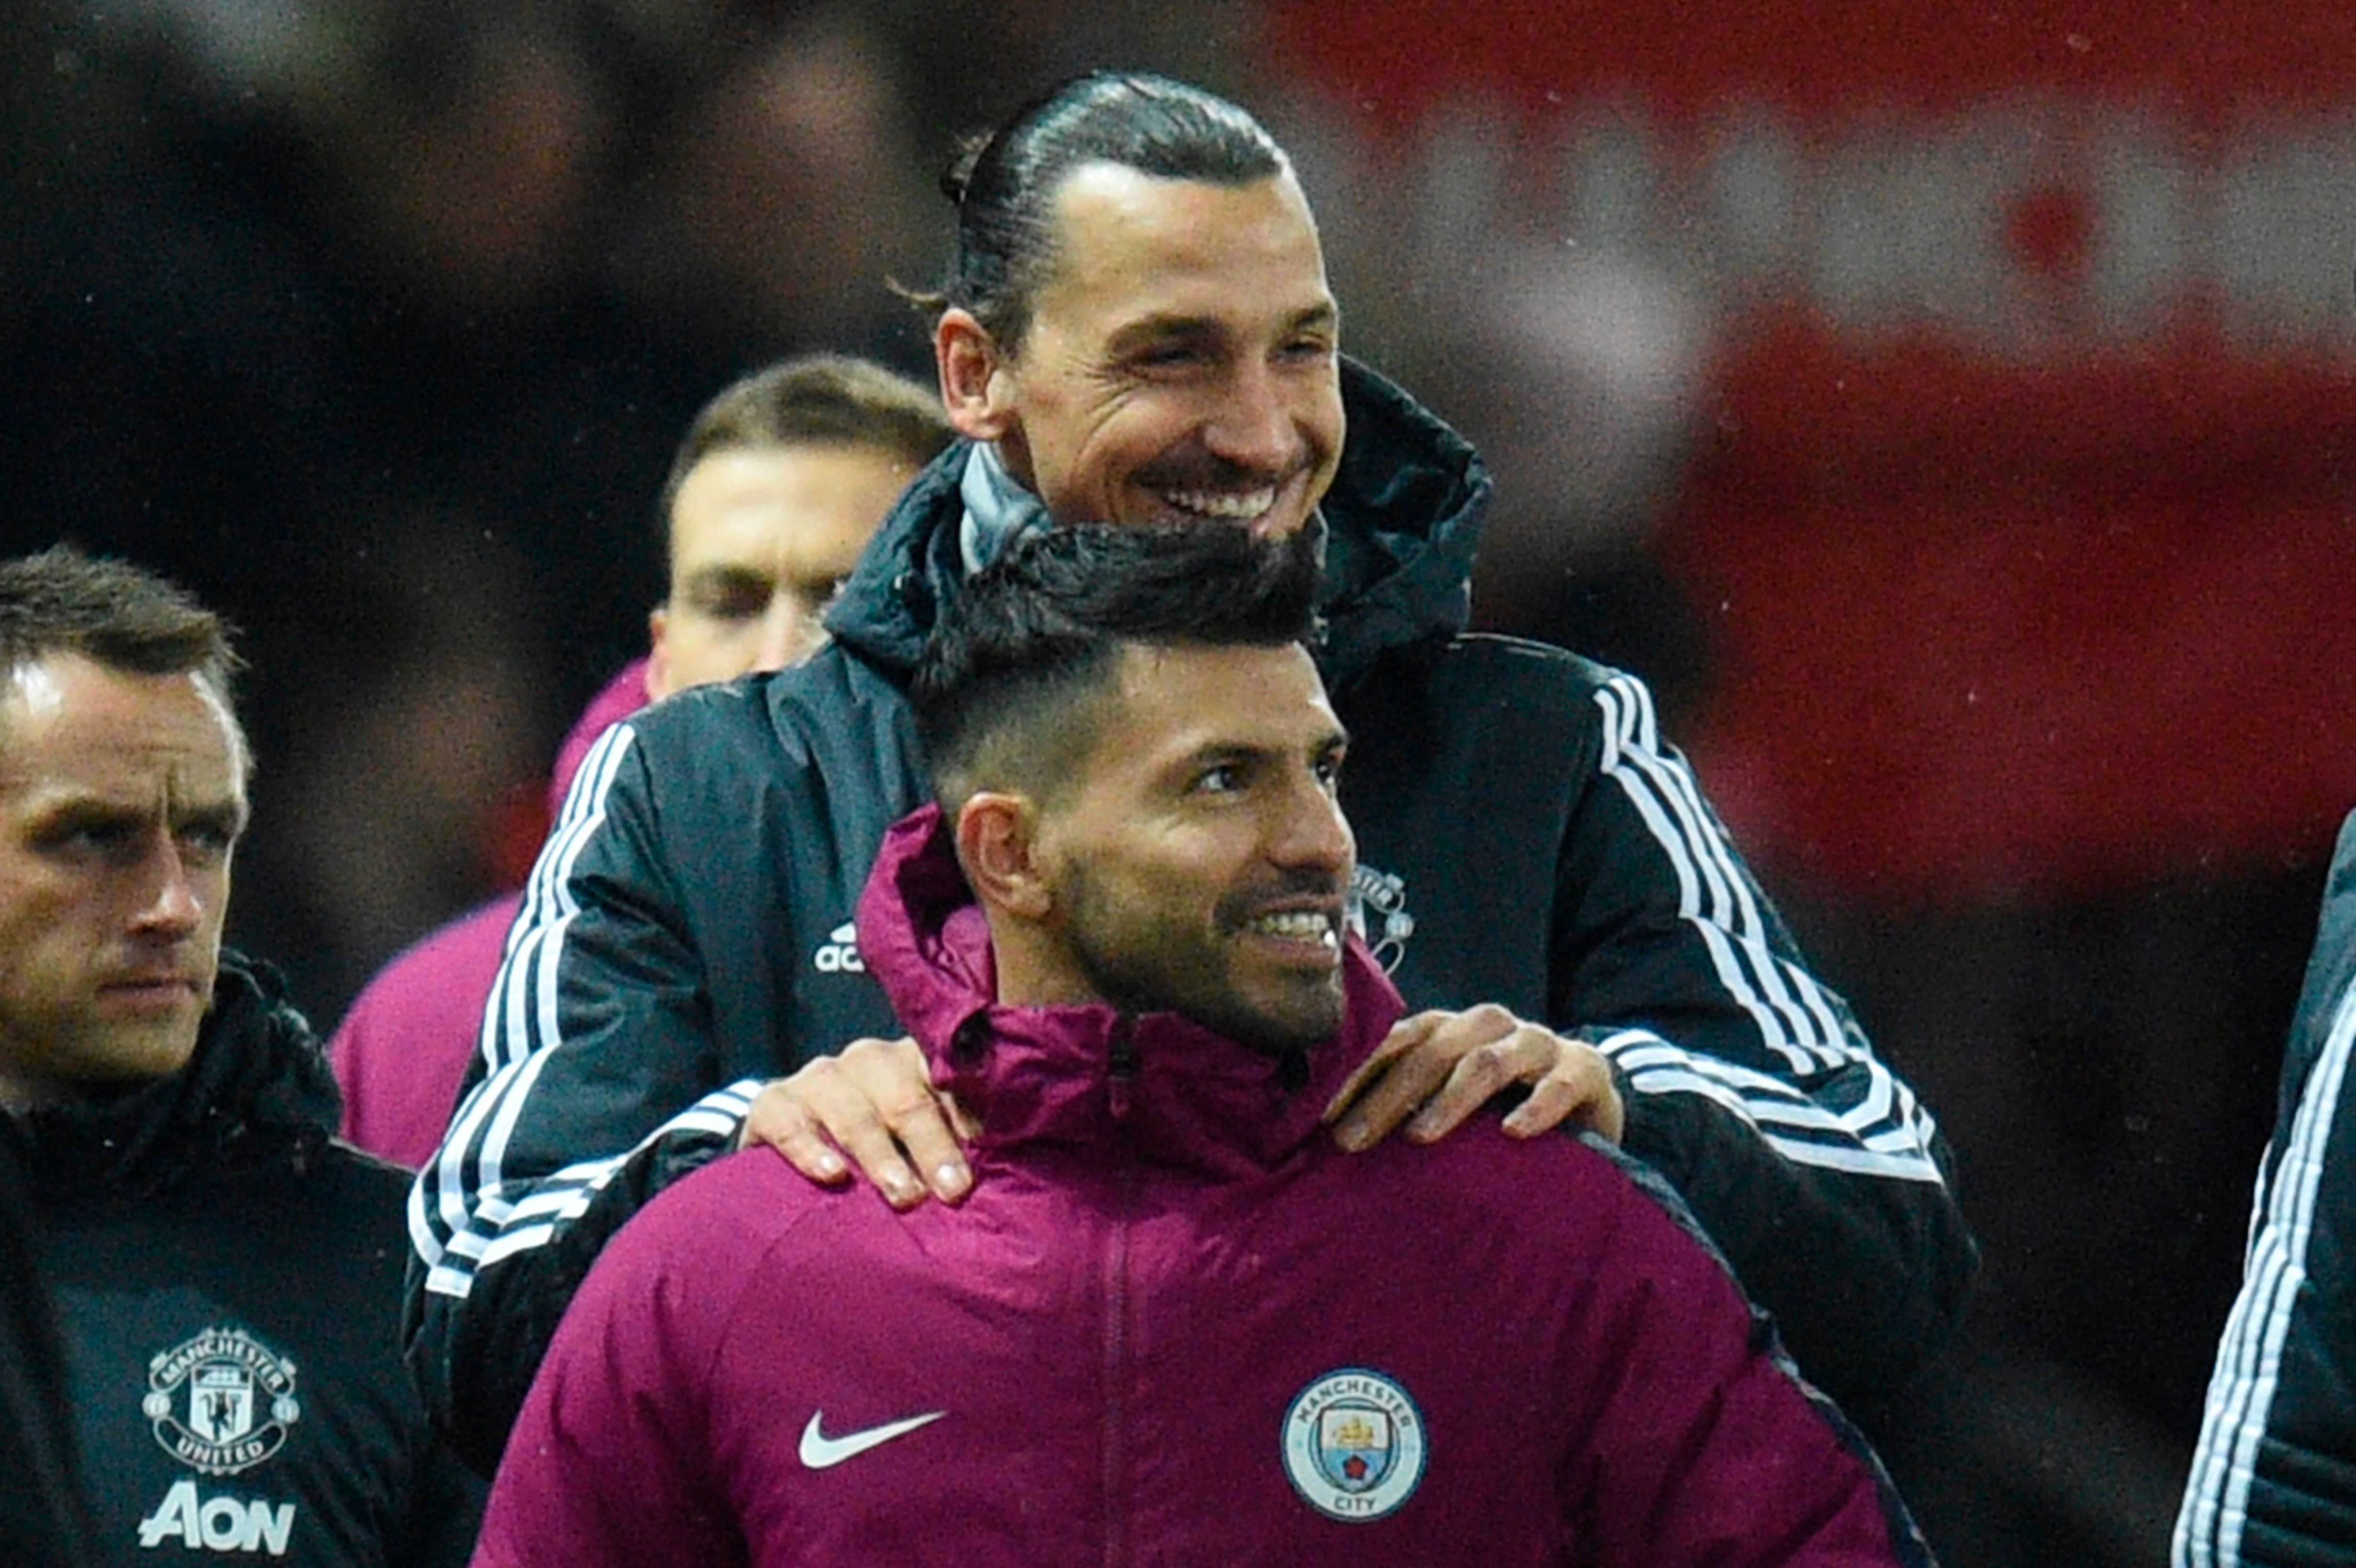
[737,1036,976,1209]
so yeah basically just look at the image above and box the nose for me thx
[747,595,824,676]
[132,837,205,940]
[1268,769,1353,877]
[1202,359,1302,476]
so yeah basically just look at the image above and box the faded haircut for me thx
[912,521,1324,811]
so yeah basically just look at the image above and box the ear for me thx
[954,790,1054,920]
[936,308,1018,443]
[644,606,674,701]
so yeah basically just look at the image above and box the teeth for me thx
[1163,487,1276,520]
[1250,911,1336,945]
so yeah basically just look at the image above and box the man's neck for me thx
[958,442,1054,576]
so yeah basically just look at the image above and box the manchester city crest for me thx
[142,1327,301,1476]
[1282,1369,1426,1522]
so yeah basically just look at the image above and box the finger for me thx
[849,1042,973,1204]
[739,1083,850,1183]
[941,1089,982,1146]
[1503,1050,1627,1143]
[1403,1028,1558,1143]
[1322,1010,1450,1125]
[769,1052,929,1209]
[1332,1008,1517,1152]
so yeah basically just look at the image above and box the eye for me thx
[1131,345,1204,375]
[1279,333,1335,365]
[1193,762,1245,795]
[180,823,239,863]
[686,576,773,622]
[61,822,135,857]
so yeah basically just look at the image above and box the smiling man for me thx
[409,72,1974,1477]
[472,523,1931,1568]
[0,546,480,1568]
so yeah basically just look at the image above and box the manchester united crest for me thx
[143,1328,302,1475]
[1282,1369,1426,1522]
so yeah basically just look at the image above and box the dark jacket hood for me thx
[825,356,1490,693]
[854,806,1405,1180]
[9,951,342,1197]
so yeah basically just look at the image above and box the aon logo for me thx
[138,1479,295,1556]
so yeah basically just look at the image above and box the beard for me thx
[1056,859,1345,1058]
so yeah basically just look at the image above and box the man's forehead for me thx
[1043,162,1327,291]
[0,654,247,803]
[1106,640,1334,740]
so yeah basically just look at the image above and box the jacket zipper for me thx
[1106,1016,1136,1121]
[1102,1016,1135,1567]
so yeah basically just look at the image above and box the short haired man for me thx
[0,546,480,1566]
[472,523,1932,1567]
[330,354,949,1167]
[409,73,1974,1474]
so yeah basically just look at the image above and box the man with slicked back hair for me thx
[408,73,1975,1478]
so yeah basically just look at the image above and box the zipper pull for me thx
[1107,1018,1136,1120]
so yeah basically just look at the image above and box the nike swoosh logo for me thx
[798,1409,946,1470]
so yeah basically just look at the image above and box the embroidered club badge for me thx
[1282,1368,1426,1523]
[142,1327,301,1476]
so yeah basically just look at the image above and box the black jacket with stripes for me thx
[2179,807,2356,1565]
[404,357,1977,1478]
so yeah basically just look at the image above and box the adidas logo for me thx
[813,922,864,975]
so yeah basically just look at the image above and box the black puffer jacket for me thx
[408,357,1978,1475]
[13,952,480,1568]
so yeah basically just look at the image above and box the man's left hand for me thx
[1322,1004,1625,1152]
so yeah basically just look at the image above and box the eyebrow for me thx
[1170,724,1350,775]
[1105,301,1340,357]
[30,794,249,841]
[680,564,774,595]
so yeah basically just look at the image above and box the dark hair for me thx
[657,353,953,549]
[0,545,241,701]
[913,521,1323,808]
[916,71,1287,348]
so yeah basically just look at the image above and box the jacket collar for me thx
[824,355,1491,695]
[7,952,341,1197]
[856,806,1405,1179]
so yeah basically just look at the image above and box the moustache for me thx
[1214,869,1349,934]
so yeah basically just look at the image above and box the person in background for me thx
[0,545,479,1566]
[408,72,1973,1476]
[331,354,949,1168]
[474,521,1932,1568]
[2177,805,2356,1566]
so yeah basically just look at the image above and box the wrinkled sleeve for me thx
[403,719,761,1476]
[1554,672,1978,1403]
[1565,1139,1936,1566]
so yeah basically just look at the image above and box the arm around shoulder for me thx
[402,719,759,1474]
[1553,672,1977,1400]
